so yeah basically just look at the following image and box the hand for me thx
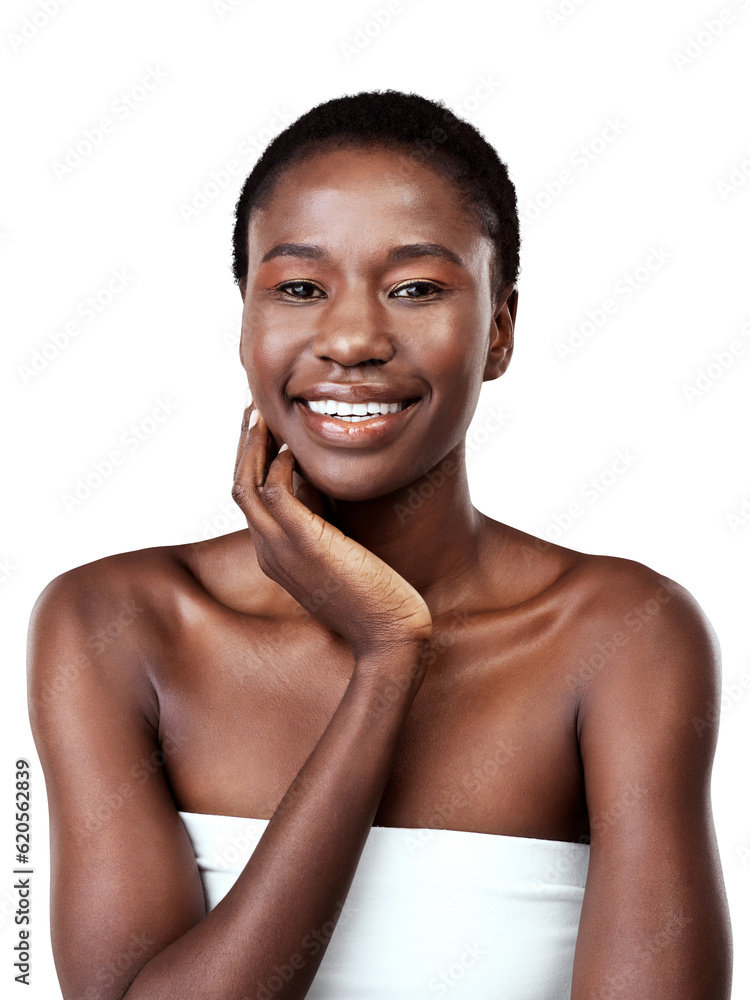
[232,404,433,663]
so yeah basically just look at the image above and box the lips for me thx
[291,393,422,444]
[291,382,420,405]
[285,381,424,444]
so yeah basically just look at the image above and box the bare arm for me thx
[127,657,427,1000]
[571,564,732,998]
[29,404,433,1000]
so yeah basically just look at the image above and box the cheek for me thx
[240,317,291,405]
[423,327,486,426]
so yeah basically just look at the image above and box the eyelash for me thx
[272,279,443,301]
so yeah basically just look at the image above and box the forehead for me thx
[245,146,492,269]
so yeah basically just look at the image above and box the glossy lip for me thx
[293,396,422,446]
[292,382,419,405]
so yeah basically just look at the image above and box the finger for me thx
[259,444,328,538]
[245,407,270,489]
[234,413,319,543]
[232,407,278,532]
[233,402,255,481]
[261,443,297,511]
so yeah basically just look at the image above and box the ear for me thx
[484,284,518,381]
[239,277,247,302]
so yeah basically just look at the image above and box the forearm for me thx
[122,652,424,1000]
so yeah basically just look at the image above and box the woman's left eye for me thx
[392,281,442,299]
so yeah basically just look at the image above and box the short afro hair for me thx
[231,89,520,301]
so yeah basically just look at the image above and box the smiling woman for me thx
[27,90,732,999]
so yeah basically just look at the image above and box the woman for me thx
[28,90,732,999]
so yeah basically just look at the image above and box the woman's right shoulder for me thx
[31,531,255,627]
[31,543,202,635]
[26,545,205,718]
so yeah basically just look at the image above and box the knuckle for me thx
[260,483,287,511]
[231,481,251,507]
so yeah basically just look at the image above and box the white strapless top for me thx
[178,810,589,999]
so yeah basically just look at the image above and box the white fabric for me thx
[178,809,589,999]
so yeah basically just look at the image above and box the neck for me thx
[323,442,489,617]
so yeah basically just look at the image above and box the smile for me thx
[302,398,409,421]
[293,396,421,443]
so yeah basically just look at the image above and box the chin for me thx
[294,458,407,505]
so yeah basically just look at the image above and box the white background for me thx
[1,0,748,995]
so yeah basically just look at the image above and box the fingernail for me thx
[243,385,253,407]
[248,409,259,429]
[278,442,289,453]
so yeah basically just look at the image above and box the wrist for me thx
[352,642,429,692]
[346,664,423,733]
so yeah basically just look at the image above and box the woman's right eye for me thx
[275,281,325,300]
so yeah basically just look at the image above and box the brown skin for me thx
[27,147,731,999]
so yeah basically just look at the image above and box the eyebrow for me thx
[260,241,465,268]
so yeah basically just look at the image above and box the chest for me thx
[156,607,589,842]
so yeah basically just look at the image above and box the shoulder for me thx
[568,552,719,687]
[559,550,715,647]
[27,544,201,729]
[29,543,197,647]
[512,538,720,730]
[562,552,723,770]
[483,520,685,621]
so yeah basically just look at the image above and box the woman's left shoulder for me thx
[567,551,721,715]
[572,551,716,636]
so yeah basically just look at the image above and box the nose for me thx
[311,283,395,367]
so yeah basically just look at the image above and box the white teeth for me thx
[304,398,407,418]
